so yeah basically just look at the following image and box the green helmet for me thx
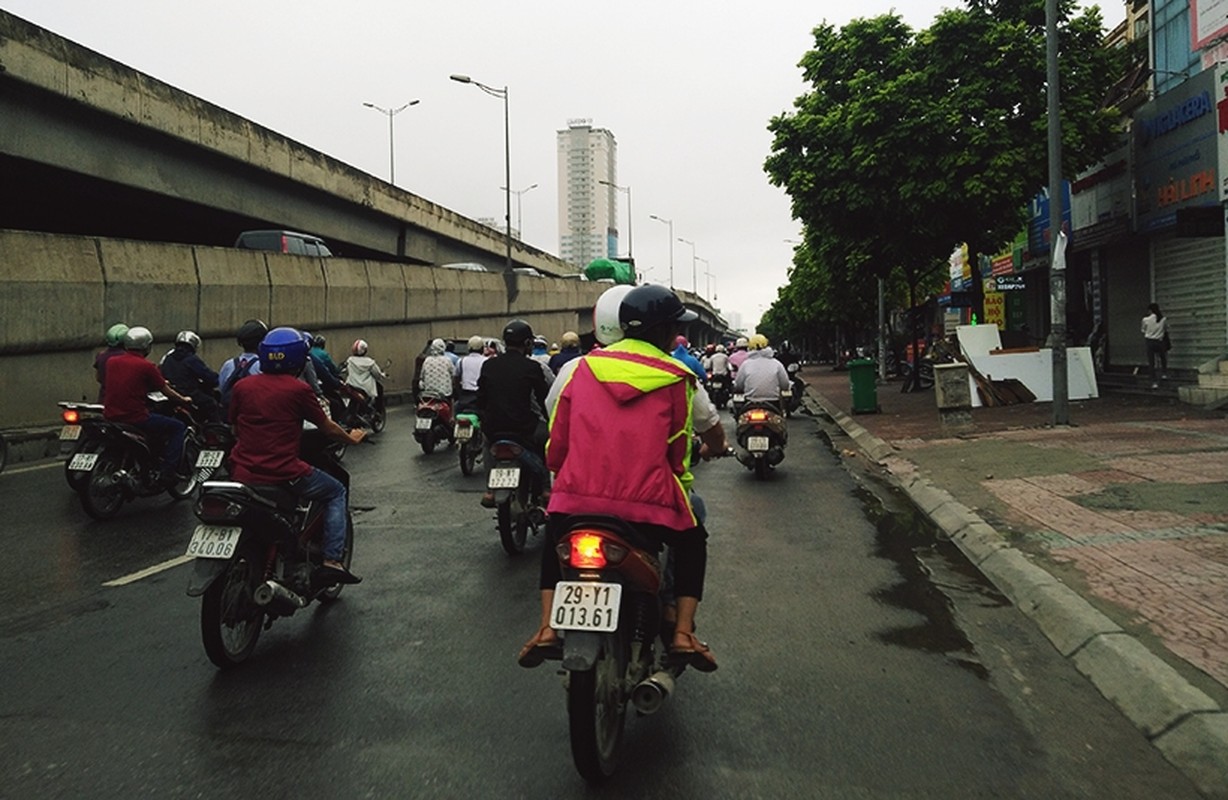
[105,323,129,347]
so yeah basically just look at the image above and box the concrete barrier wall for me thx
[0,229,605,429]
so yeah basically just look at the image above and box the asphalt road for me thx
[0,407,1201,798]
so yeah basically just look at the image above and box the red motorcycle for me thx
[413,396,454,454]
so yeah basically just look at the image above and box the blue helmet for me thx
[259,327,309,374]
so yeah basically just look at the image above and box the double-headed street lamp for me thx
[678,236,698,295]
[362,99,420,185]
[598,180,633,261]
[648,214,674,288]
[450,74,512,274]
[499,183,538,240]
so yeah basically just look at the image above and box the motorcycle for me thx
[454,411,484,476]
[186,427,354,669]
[69,393,203,519]
[413,395,454,454]
[707,373,732,410]
[734,399,788,479]
[486,437,547,555]
[784,364,806,417]
[339,360,390,433]
[548,515,702,782]
[194,422,234,483]
[57,401,105,490]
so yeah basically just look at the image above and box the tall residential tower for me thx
[557,119,617,269]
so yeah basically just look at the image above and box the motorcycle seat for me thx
[249,484,302,511]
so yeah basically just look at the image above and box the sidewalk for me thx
[803,365,1228,797]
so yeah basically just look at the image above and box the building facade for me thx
[557,120,617,269]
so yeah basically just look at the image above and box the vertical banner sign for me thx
[1192,0,1228,51]
[1218,64,1228,201]
[983,278,1005,330]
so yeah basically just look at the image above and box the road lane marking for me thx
[103,555,193,586]
[4,460,62,475]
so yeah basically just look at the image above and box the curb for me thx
[811,390,1228,798]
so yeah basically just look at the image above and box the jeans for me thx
[293,467,349,561]
[135,413,186,474]
[1146,338,1168,381]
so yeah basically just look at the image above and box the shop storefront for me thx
[1131,66,1227,370]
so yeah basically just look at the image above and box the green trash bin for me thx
[848,358,879,414]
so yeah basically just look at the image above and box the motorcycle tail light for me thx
[195,494,243,522]
[62,409,80,424]
[746,409,769,422]
[491,442,524,460]
[568,532,607,569]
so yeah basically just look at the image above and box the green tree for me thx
[764,0,1123,343]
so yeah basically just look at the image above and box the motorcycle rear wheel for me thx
[79,451,125,520]
[459,439,480,476]
[568,634,627,782]
[497,501,529,555]
[168,438,202,500]
[754,457,769,481]
[419,429,437,455]
[371,408,387,433]
[201,546,264,668]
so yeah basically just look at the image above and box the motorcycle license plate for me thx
[454,424,472,440]
[415,417,433,431]
[59,425,82,441]
[195,450,225,469]
[550,581,621,632]
[68,452,99,471]
[747,436,770,453]
[733,394,745,404]
[488,467,520,489]
[185,525,242,559]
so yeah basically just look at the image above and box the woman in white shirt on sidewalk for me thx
[1141,303,1169,389]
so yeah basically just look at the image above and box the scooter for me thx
[454,411,483,476]
[734,399,788,479]
[707,373,732,410]
[413,395,455,454]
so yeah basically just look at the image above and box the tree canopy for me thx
[762,0,1125,347]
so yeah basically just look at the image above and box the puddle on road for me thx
[816,427,1005,680]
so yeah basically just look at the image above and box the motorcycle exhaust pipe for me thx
[252,580,307,615]
[630,671,676,715]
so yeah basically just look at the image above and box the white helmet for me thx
[352,338,369,356]
[468,335,484,353]
[592,284,634,345]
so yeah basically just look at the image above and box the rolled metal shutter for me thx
[1152,234,1227,369]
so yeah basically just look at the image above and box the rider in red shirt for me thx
[102,326,192,486]
[229,327,366,584]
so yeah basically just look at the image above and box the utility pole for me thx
[1046,0,1069,425]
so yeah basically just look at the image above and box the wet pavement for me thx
[805,363,1228,794]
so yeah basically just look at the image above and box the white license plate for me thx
[68,452,99,471]
[488,467,520,489]
[59,425,82,441]
[415,416,433,430]
[186,525,243,559]
[747,436,770,452]
[454,424,473,440]
[550,581,622,632]
[195,450,225,469]
[733,394,745,403]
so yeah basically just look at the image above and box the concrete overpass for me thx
[0,10,729,432]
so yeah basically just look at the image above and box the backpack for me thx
[219,354,258,415]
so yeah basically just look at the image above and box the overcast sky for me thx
[4,1,1125,332]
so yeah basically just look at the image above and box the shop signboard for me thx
[1134,67,1219,230]
[1070,147,1130,251]
[1192,0,1228,51]
[1028,182,1072,256]
[983,290,1006,330]
[1218,64,1228,200]
[995,275,1026,291]
[948,243,972,292]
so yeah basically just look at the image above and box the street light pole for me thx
[678,237,697,295]
[598,180,633,261]
[696,256,712,301]
[648,214,674,288]
[500,183,538,239]
[1045,0,1069,425]
[450,74,513,276]
[363,100,420,185]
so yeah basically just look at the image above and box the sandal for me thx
[670,630,718,673]
[517,625,562,668]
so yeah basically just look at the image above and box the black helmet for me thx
[619,285,697,334]
[311,334,326,348]
[502,319,534,347]
[237,319,268,350]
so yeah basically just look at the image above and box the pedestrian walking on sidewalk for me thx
[1141,303,1170,389]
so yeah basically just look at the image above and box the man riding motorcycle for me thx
[456,335,488,411]
[160,330,221,422]
[733,334,790,404]
[520,285,729,672]
[218,319,267,418]
[476,319,551,509]
[103,326,193,488]
[228,327,367,584]
[94,322,129,403]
